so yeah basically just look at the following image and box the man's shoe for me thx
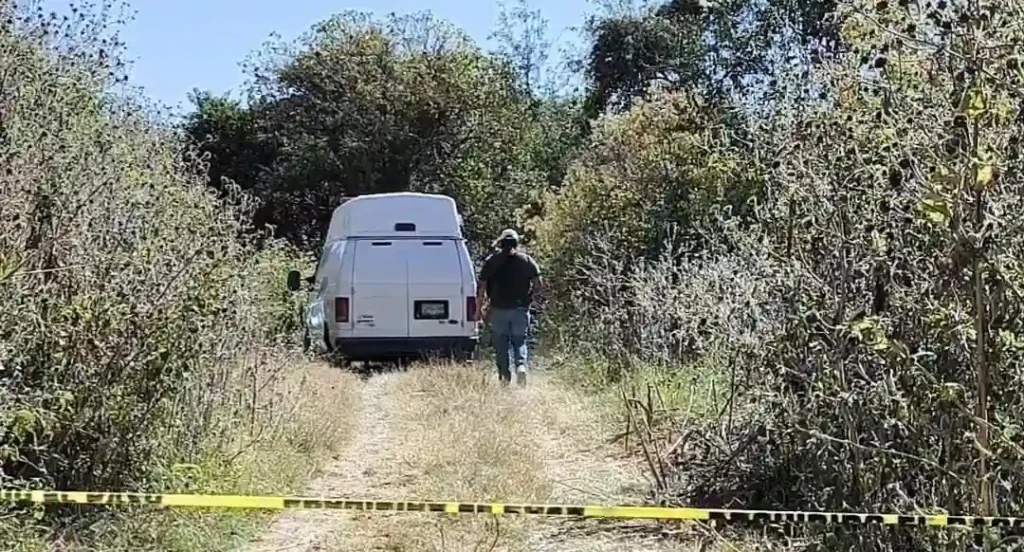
[515,365,527,386]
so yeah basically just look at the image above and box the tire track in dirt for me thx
[241,371,401,552]
[520,369,693,552]
[326,362,549,551]
[243,362,707,551]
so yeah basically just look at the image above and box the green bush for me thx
[540,1,1024,550]
[0,2,304,503]
[529,90,763,366]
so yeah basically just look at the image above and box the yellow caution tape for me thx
[0,490,1019,526]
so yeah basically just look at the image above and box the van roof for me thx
[325,192,464,241]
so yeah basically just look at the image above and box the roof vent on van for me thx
[394,222,416,232]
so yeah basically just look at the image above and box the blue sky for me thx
[44,0,595,111]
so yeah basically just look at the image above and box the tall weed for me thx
[0,0,310,520]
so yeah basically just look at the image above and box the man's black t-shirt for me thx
[478,251,541,309]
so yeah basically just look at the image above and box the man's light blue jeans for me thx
[490,307,530,384]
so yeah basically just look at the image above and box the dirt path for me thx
[243,372,401,552]
[241,363,698,552]
[521,371,689,551]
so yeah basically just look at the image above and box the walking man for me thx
[476,229,543,386]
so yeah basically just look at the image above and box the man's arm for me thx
[476,254,495,320]
[527,255,544,300]
[476,284,488,320]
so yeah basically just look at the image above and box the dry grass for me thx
[393,361,551,503]
[334,361,548,552]
[320,361,752,552]
[246,370,399,552]
[217,357,362,495]
[235,360,767,552]
[133,357,361,552]
[6,357,361,552]
[531,359,783,552]
[522,370,650,505]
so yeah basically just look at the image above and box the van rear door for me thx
[350,240,409,338]
[407,239,467,338]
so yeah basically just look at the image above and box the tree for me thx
[186,11,544,250]
[490,0,552,95]
[583,0,840,115]
[530,90,760,317]
[544,1,1024,548]
[184,91,278,228]
[617,2,1024,549]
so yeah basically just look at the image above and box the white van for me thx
[287,192,479,362]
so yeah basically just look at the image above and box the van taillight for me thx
[466,296,477,321]
[335,297,350,323]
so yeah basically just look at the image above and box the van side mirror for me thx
[286,270,302,292]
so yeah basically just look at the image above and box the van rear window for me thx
[394,222,416,232]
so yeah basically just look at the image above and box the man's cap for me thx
[494,228,520,246]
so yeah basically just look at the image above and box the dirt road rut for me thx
[240,364,692,552]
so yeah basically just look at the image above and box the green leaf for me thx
[11,410,38,440]
[0,252,20,282]
[964,89,986,117]
[851,317,877,335]
[917,192,951,225]
[941,382,965,402]
[976,164,994,188]
[850,316,890,351]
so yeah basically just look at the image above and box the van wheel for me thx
[323,327,334,353]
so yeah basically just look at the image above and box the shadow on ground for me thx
[329,359,406,380]
[309,348,491,380]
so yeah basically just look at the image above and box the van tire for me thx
[323,327,334,353]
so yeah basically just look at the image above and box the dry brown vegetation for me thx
[245,362,748,552]
[534,1,1024,551]
[0,3,360,550]
[9,0,1024,550]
